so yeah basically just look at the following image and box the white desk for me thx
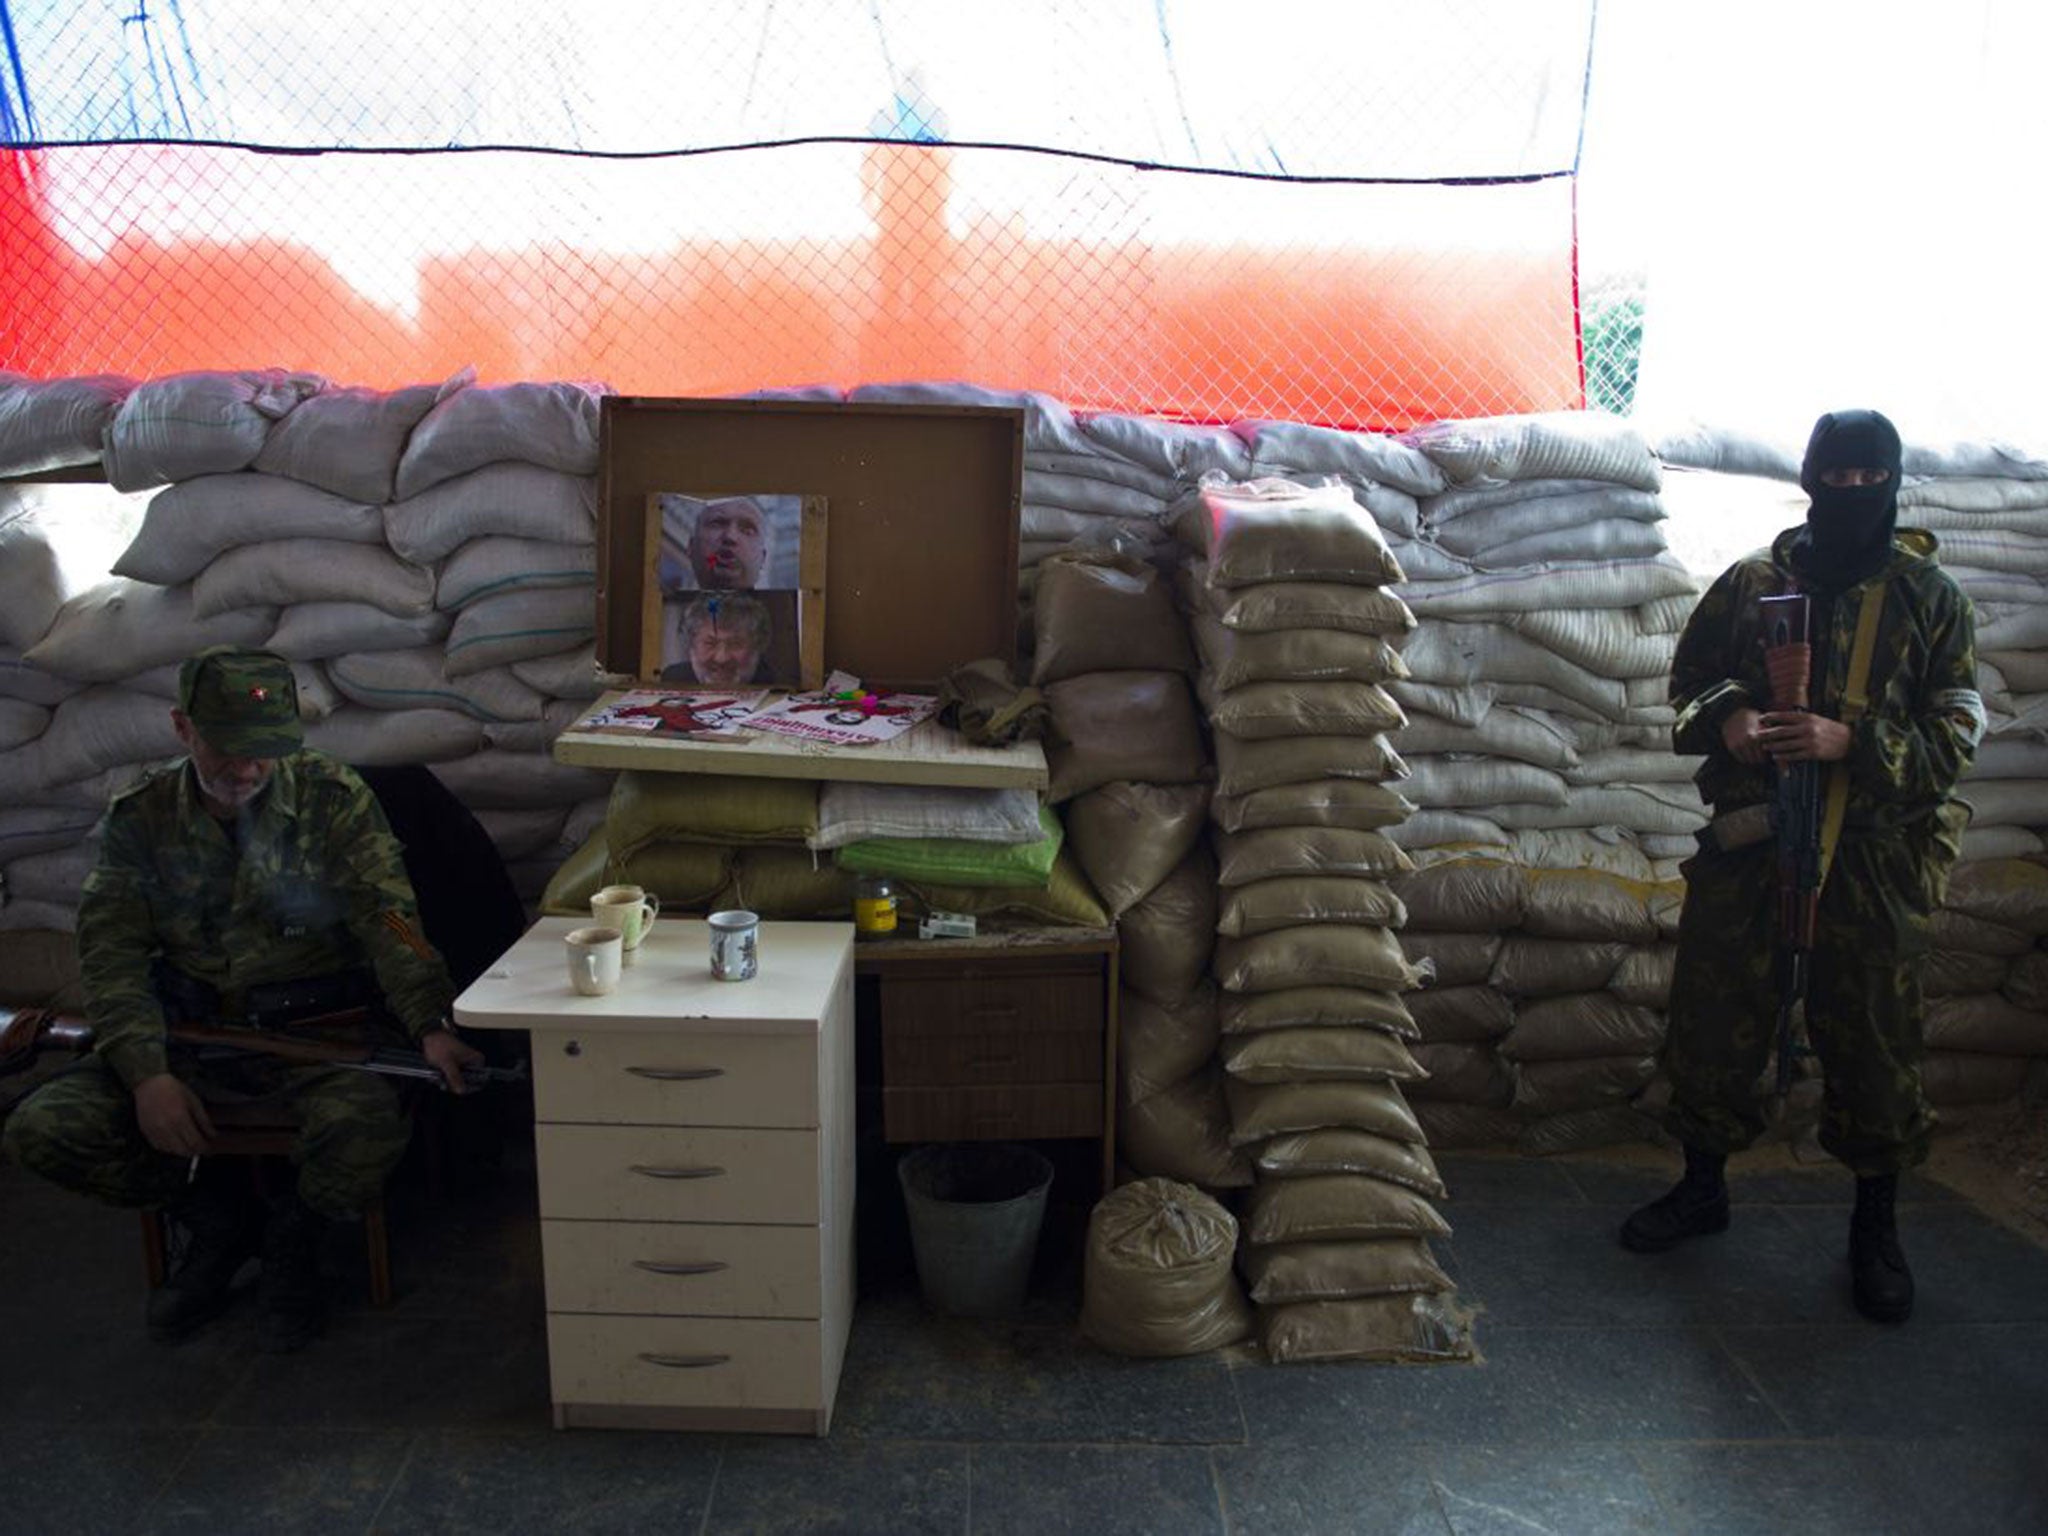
[455,916,856,1434]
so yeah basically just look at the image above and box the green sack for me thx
[835,804,1063,889]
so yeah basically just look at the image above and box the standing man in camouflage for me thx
[2,647,483,1351]
[1621,410,1982,1324]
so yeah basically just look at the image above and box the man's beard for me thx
[195,761,266,811]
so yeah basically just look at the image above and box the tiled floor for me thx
[3,1135,2046,1535]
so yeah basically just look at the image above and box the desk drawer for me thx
[548,1314,823,1412]
[882,1083,1102,1142]
[542,1219,821,1318]
[881,1027,1101,1087]
[537,1125,819,1224]
[533,1029,817,1128]
[877,970,1100,1039]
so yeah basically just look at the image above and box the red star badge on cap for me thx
[249,686,269,701]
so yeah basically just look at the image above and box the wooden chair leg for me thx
[364,1196,393,1308]
[140,1209,168,1288]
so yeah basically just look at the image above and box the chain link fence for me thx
[2,1,1605,429]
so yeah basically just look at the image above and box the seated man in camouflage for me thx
[3,647,483,1352]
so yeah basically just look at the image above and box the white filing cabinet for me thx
[454,916,856,1434]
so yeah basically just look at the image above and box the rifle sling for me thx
[1816,580,1888,890]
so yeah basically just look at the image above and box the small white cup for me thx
[709,910,760,982]
[566,925,624,996]
[591,883,661,951]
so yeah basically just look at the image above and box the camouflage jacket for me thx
[76,750,455,1089]
[1671,527,1983,838]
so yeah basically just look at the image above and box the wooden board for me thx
[551,690,1048,788]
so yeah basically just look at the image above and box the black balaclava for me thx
[1792,408,1903,593]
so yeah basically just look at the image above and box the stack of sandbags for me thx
[1032,551,1229,1190]
[1174,470,1470,1365]
[1920,859,2048,1114]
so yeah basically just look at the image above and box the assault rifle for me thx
[1759,592,1822,1096]
[0,1004,525,1093]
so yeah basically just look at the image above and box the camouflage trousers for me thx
[1663,826,1950,1176]
[2,1050,410,1219]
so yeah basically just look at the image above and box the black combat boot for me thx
[1850,1173,1914,1323]
[257,1192,332,1354]
[1619,1144,1731,1252]
[146,1172,264,1341]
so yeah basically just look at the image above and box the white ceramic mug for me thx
[566,925,625,996]
[591,883,660,950]
[708,909,760,982]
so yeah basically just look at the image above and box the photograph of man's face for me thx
[656,492,801,594]
[689,497,769,590]
[658,589,801,688]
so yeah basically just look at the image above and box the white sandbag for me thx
[0,647,80,706]
[1506,829,1656,882]
[1383,679,1495,729]
[0,698,50,752]
[1019,506,1166,547]
[0,484,122,652]
[1403,410,1660,492]
[3,842,96,906]
[1234,419,1446,498]
[266,601,453,662]
[0,806,99,863]
[1401,557,1698,619]
[1899,438,2048,481]
[1960,827,2045,862]
[1563,748,1703,786]
[481,697,591,751]
[1384,811,1512,851]
[1379,536,1471,583]
[440,586,598,678]
[1510,606,1678,680]
[809,781,1042,851]
[1647,420,1801,479]
[384,462,599,563]
[1899,476,2048,513]
[1496,785,1708,838]
[1423,477,1625,522]
[23,686,179,788]
[1398,621,1627,721]
[1392,704,1581,770]
[436,537,597,611]
[250,382,440,503]
[1428,487,1665,550]
[328,648,545,724]
[1478,519,1671,570]
[113,473,383,585]
[428,748,614,811]
[1935,530,2048,578]
[1982,653,2048,696]
[301,706,484,765]
[24,581,275,684]
[393,380,607,500]
[0,372,133,474]
[1081,411,1250,482]
[1636,593,1699,634]
[510,645,608,702]
[1020,469,1171,521]
[193,540,433,621]
[1399,755,1569,810]
[1024,450,1183,503]
[102,368,326,490]
[0,898,77,934]
[1958,780,2048,829]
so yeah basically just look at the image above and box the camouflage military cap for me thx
[177,646,303,758]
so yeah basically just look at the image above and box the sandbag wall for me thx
[0,370,618,940]
[1655,430,2048,1116]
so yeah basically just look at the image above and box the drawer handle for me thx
[624,1065,727,1081]
[629,1164,727,1180]
[631,1259,731,1277]
[637,1352,731,1370]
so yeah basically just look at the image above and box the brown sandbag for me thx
[540,826,609,915]
[1930,907,2034,957]
[1032,554,1194,686]
[1178,477,1406,588]
[1610,945,1676,1007]
[1921,1052,2035,1106]
[1221,1028,1427,1086]
[1214,924,1423,995]
[2005,951,2048,1013]
[1925,947,2013,999]
[1118,847,1219,1006]
[1498,993,1665,1062]
[1044,670,1207,804]
[1242,1173,1451,1245]
[1225,1077,1426,1147]
[1241,1237,1455,1305]
[1212,732,1409,797]
[1206,679,1406,742]
[1942,859,2048,936]
[1923,993,2048,1055]
[1490,937,1630,997]
[1186,568,1418,636]
[1407,1043,1516,1108]
[1210,778,1415,834]
[1389,859,1527,931]
[606,839,732,910]
[1516,1104,1660,1156]
[1065,781,1211,919]
[1121,1066,1254,1187]
[1521,867,1658,944]
[1120,985,1221,1102]
[1080,1178,1252,1358]
[905,847,1111,928]
[1250,1128,1448,1197]
[607,770,817,859]
[1217,986,1419,1040]
[1407,985,1515,1044]
[1511,1055,1658,1116]
[720,846,857,920]
[1411,1101,1520,1149]
[1216,876,1407,938]
[1214,826,1413,887]
[1400,932,1502,988]
[1258,1292,1472,1364]
[1192,615,1410,691]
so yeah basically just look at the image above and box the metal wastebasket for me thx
[896,1142,1054,1317]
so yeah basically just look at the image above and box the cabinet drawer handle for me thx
[637,1352,731,1370]
[631,1259,730,1277]
[624,1066,726,1081]
[628,1164,727,1180]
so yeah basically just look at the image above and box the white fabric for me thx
[266,602,451,661]
[113,473,383,585]
[393,379,607,499]
[193,539,434,620]
[102,368,326,490]
[23,580,275,683]
[808,782,1044,851]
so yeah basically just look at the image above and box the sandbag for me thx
[0,372,132,475]
[1411,1102,1521,1149]
[1242,1238,1454,1305]
[1119,1067,1252,1187]
[836,806,1062,890]
[1225,1077,1426,1146]
[24,581,275,684]
[1391,705,1580,771]
[1212,732,1408,797]
[1399,932,1503,988]
[302,706,484,765]
[1044,671,1207,803]
[327,648,544,724]
[1511,1055,1658,1116]
[0,926,81,1005]
[1924,947,2013,999]
[266,601,451,661]
[1063,781,1211,919]
[248,381,440,503]
[1191,616,1408,691]
[1490,937,1630,996]
[1521,872,1658,948]
[1183,567,1417,636]
[1214,924,1423,995]
[1407,1043,1516,1108]
[2004,952,2048,1014]
[1205,679,1405,741]
[384,461,599,562]
[605,839,733,909]
[512,645,606,702]
[539,827,608,915]
[18,685,179,788]
[1403,409,1660,491]
[903,848,1110,928]
[1241,1173,1451,1245]
[436,537,597,611]
[1399,755,1569,811]
[1406,984,1515,1044]
[1921,1052,2035,1106]
[102,368,325,489]
[1249,1128,1446,1196]
[605,772,818,856]
[110,474,382,588]
[719,847,857,919]
[1177,475,1405,588]
[444,586,597,677]
[0,806,98,864]
[1221,1027,1426,1085]
[393,379,605,499]
[1213,826,1412,887]
[1118,849,1218,1006]
[1079,1178,1252,1358]
[1388,860,1526,932]
[193,539,435,621]
[1923,994,2048,1055]
[1120,986,1221,1101]
[0,698,50,753]
[1217,986,1418,1039]
[1030,555,1193,685]
[1610,945,1677,1007]
[1258,1292,1471,1364]
[1216,876,1406,938]
[1942,860,2048,936]
[1517,1104,1658,1155]
[1210,779,1414,834]
[1236,419,1446,499]
[429,749,614,811]
[1498,993,1664,1062]
[809,781,1039,851]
